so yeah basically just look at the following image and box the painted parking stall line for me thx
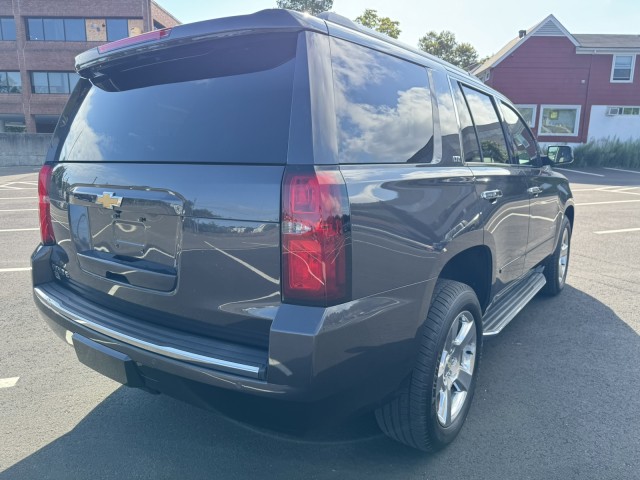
[594,227,640,235]
[603,167,640,175]
[0,208,38,212]
[0,377,20,389]
[0,196,38,200]
[555,168,605,177]
[0,228,39,233]
[0,267,32,273]
[577,199,640,206]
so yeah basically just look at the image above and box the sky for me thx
[156,0,640,57]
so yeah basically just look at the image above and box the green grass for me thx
[571,138,640,169]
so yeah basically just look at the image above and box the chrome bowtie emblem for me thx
[95,192,123,209]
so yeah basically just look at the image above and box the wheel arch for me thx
[564,205,575,230]
[437,245,493,313]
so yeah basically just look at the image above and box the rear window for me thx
[57,33,298,163]
[330,38,434,164]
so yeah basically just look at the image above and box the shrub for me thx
[572,138,640,169]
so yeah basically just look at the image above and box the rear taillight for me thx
[38,164,55,245]
[281,167,351,306]
[97,28,172,54]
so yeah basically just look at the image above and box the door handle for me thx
[481,189,503,201]
[527,186,543,195]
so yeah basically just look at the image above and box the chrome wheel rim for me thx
[558,228,570,286]
[435,311,477,428]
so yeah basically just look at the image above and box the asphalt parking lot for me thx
[0,165,638,479]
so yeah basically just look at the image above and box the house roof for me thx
[574,34,640,49]
[472,15,640,76]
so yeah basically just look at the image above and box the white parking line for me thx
[0,187,37,191]
[603,167,640,175]
[0,196,38,200]
[594,227,640,235]
[577,199,640,206]
[555,168,605,177]
[0,377,20,389]
[0,208,38,212]
[571,187,618,192]
[0,267,32,272]
[0,228,39,232]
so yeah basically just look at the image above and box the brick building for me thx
[0,0,179,133]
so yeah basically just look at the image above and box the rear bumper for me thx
[32,245,435,408]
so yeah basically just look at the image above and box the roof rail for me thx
[316,12,359,30]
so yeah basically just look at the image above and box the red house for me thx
[472,15,640,146]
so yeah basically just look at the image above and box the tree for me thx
[354,9,401,39]
[276,0,333,15]
[418,30,479,69]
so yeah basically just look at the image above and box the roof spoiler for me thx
[75,9,328,78]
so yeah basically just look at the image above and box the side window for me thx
[500,102,539,165]
[331,38,434,164]
[431,70,462,163]
[460,85,510,164]
[451,81,481,162]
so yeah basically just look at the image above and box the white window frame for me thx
[515,104,537,128]
[610,54,635,83]
[538,105,581,137]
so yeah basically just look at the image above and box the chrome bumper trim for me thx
[34,287,263,379]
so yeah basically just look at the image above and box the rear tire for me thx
[375,280,482,452]
[541,216,571,296]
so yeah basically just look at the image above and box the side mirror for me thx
[546,145,574,165]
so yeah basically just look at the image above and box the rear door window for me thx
[459,84,510,164]
[57,33,298,164]
[330,38,434,164]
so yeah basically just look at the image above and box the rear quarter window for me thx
[56,33,298,164]
[330,38,434,164]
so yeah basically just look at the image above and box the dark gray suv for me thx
[32,9,575,451]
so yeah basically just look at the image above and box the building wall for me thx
[0,0,178,133]
[0,132,50,165]
[487,36,591,143]
[487,35,640,144]
[588,106,640,141]
[151,1,180,28]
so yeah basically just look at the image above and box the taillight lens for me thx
[38,164,55,245]
[281,167,351,306]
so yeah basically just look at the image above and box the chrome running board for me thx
[482,269,546,336]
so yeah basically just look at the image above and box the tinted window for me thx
[31,72,48,93]
[107,19,128,41]
[6,72,21,93]
[500,102,539,165]
[0,72,21,93]
[331,37,434,164]
[460,85,509,164]
[1,18,16,41]
[48,72,69,94]
[27,18,44,40]
[58,33,297,164]
[432,71,462,163]
[43,19,65,41]
[68,73,80,92]
[64,19,86,41]
[452,82,481,162]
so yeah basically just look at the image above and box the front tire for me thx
[375,280,482,452]
[541,216,571,296]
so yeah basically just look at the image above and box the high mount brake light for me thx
[281,167,351,306]
[97,28,172,54]
[38,164,55,245]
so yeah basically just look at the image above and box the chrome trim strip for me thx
[34,287,262,379]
